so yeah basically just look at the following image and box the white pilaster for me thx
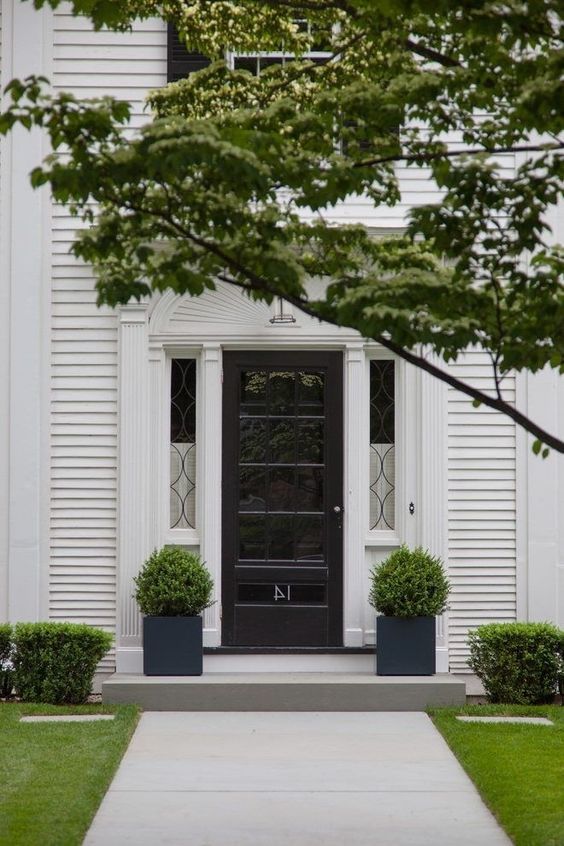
[148,345,165,552]
[1,0,52,621]
[200,344,222,645]
[344,345,365,646]
[116,303,151,672]
[417,363,449,671]
[394,359,418,548]
[515,187,564,630]
[517,369,563,627]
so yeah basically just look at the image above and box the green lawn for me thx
[430,704,564,846]
[0,702,139,846]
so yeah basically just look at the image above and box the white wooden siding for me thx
[447,351,516,671]
[49,7,167,668]
[46,7,518,671]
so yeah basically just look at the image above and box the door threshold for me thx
[204,646,374,655]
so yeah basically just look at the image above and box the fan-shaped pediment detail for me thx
[166,282,272,331]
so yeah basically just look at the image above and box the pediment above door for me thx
[148,280,355,340]
[149,283,276,337]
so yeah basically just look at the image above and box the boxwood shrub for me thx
[559,630,564,699]
[0,623,13,698]
[13,622,113,704]
[468,622,563,704]
[134,547,214,617]
[369,545,450,617]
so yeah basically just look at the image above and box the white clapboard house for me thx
[1,2,563,684]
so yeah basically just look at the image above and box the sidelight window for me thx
[170,358,197,529]
[369,360,395,531]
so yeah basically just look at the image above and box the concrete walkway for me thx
[84,712,510,845]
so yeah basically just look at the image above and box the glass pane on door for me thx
[238,369,326,564]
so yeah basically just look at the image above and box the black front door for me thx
[222,351,344,647]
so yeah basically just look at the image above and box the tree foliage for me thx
[2,0,564,448]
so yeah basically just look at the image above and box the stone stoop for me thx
[102,673,466,711]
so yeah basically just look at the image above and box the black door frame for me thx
[221,350,344,647]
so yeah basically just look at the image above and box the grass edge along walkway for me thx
[0,702,139,846]
[429,704,564,846]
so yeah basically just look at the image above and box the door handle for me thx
[333,505,343,530]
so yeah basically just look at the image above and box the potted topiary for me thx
[134,546,214,676]
[369,545,449,675]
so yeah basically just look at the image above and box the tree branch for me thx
[217,273,564,453]
[355,142,564,169]
[108,194,564,453]
[405,38,460,68]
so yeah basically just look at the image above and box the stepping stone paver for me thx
[456,715,553,725]
[20,714,115,723]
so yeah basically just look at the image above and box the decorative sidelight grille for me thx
[170,359,197,529]
[369,360,395,530]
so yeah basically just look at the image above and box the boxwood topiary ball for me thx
[369,545,450,618]
[134,547,214,617]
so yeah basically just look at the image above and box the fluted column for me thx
[344,344,366,646]
[200,344,222,646]
[148,345,165,552]
[417,361,449,670]
[116,303,150,671]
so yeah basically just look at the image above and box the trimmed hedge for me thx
[13,622,113,704]
[369,545,450,618]
[468,622,563,704]
[0,623,13,698]
[0,623,11,662]
[134,547,214,617]
[559,630,564,698]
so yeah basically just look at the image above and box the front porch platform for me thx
[102,672,465,711]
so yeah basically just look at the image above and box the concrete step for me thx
[102,672,466,711]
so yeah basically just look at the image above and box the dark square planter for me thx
[143,616,203,676]
[376,616,436,675]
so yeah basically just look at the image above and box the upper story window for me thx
[166,25,399,160]
[369,360,395,531]
[170,358,197,529]
[230,21,332,74]
[167,21,332,83]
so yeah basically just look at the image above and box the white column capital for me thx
[202,343,221,362]
[345,344,365,363]
[119,301,150,325]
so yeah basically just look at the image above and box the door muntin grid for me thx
[238,368,326,570]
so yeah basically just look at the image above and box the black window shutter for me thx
[167,24,211,82]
